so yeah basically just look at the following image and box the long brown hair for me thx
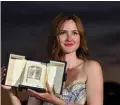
[49,13,89,60]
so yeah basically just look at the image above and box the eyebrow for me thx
[60,30,78,32]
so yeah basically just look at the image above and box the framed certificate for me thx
[4,54,66,94]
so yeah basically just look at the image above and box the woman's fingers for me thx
[27,89,44,96]
[1,71,6,78]
[1,75,5,81]
[46,82,53,94]
[1,66,12,91]
[27,89,46,100]
[1,66,6,74]
[1,67,7,81]
[1,85,11,89]
[27,89,55,103]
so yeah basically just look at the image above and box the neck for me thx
[61,51,80,69]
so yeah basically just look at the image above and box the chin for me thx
[63,49,76,54]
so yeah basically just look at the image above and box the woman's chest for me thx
[65,68,87,88]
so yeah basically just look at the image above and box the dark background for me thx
[1,1,120,105]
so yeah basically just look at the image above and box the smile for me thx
[64,43,74,47]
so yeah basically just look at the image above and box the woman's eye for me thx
[73,32,78,35]
[59,31,66,35]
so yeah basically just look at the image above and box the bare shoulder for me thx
[84,60,103,105]
[85,60,102,68]
[84,60,103,76]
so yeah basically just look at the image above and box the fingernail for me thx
[27,89,30,91]
[3,68,6,70]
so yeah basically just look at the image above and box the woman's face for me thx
[58,20,80,54]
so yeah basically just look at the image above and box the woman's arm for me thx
[1,67,28,105]
[27,89,66,105]
[85,60,103,105]
[27,96,43,105]
[28,60,103,105]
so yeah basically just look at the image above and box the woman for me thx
[1,13,103,105]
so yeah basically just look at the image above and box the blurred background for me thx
[1,1,120,105]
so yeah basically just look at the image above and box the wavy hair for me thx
[49,13,89,60]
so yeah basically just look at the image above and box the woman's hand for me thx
[1,66,21,105]
[1,66,12,91]
[27,82,65,105]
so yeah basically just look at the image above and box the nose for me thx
[66,34,72,41]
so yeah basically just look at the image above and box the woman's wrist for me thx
[8,88,18,98]
[53,95,65,105]
[10,95,21,105]
[7,90,14,96]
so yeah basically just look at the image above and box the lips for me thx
[64,43,74,47]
